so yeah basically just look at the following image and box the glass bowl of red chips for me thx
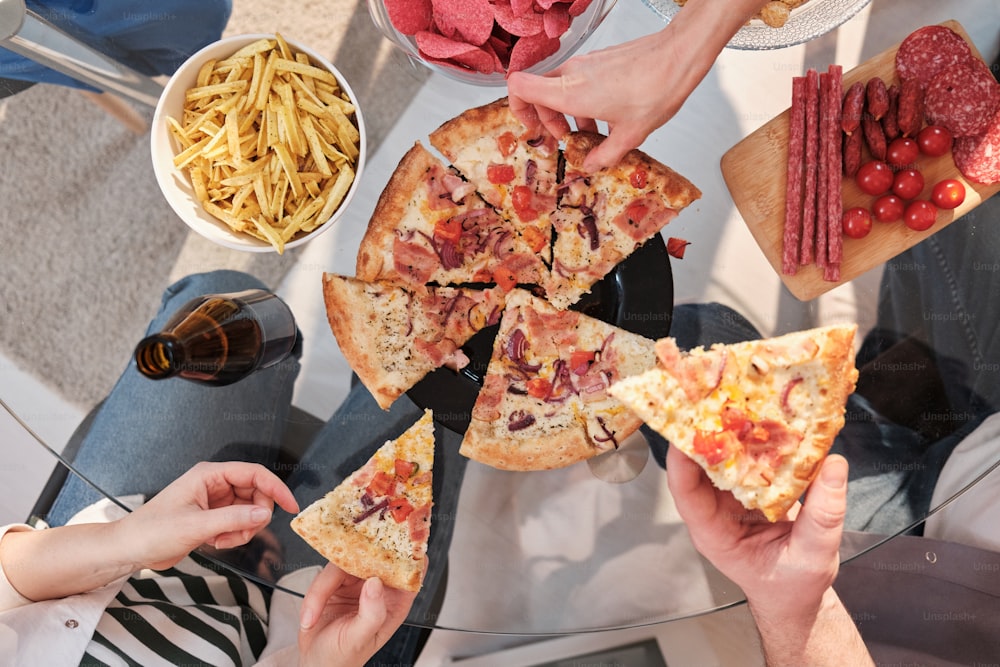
[367,0,617,85]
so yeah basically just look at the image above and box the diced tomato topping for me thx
[666,237,691,259]
[487,163,515,185]
[692,429,739,466]
[472,269,492,283]
[496,131,518,157]
[569,349,595,374]
[366,470,394,497]
[394,459,418,479]
[526,377,552,398]
[630,166,648,189]
[522,225,547,253]
[389,497,414,523]
[625,201,648,224]
[511,185,539,221]
[493,267,517,292]
[433,217,462,244]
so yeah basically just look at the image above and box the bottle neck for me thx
[134,334,183,380]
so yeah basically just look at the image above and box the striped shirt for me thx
[80,553,271,667]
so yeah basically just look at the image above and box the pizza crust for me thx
[610,325,858,521]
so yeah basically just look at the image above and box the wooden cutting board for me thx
[721,20,1000,302]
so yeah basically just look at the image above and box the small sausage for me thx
[897,77,925,138]
[843,127,863,177]
[882,83,901,141]
[841,80,865,134]
[863,114,887,160]
[866,77,890,120]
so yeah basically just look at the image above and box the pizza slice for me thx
[545,132,702,309]
[428,97,560,264]
[356,141,548,289]
[291,410,434,592]
[460,288,657,471]
[609,324,858,522]
[322,272,505,410]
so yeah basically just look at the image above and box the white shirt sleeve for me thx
[0,524,36,612]
[924,412,1000,552]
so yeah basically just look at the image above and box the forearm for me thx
[0,522,135,602]
[749,588,874,667]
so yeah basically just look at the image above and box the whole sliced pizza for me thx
[291,409,435,592]
[609,324,858,521]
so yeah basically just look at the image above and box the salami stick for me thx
[800,68,820,266]
[815,70,830,269]
[783,76,807,275]
[825,65,843,282]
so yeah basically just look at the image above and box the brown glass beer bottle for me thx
[134,289,298,386]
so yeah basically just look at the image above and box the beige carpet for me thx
[0,1,428,409]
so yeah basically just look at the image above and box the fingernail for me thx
[821,457,847,488]
[300,608,316,630]
[251,506,271,523]
[365,577,383,599]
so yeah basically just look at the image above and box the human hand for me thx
[116,461,300,571]
[297,563,422,667]
[666,446,849,619]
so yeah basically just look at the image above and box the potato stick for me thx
[196,59,217,88]
[300,114,332,176]
[273,143,304,199]
[312,164,353,230]
[231,182,254,214]
[315,87,355,115]
[276,82,306,157]
[227,38,276,61]
[273,58,339,86]
[166,117,195,149]
[225,108,242,163]
[253,172,273,222]
[275,33,293,61]
[271,172,289,219]
[244,51,264,114]
[173,135,213,168]
[186,81,247,102]
[254,50,279,111]
[250,217,285,253]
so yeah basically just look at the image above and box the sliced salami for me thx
[783,76,807,275]
[895,25,974,89]
[924,61,1000,137]
[953,108,1000,185]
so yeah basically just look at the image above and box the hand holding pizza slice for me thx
[609,325,858,521]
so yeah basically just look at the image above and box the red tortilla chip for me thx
[415,30,482,59]
[385,0,433,35]
[568,0,593,17]
[543,5,571,38]
[457,0,495,46]
[511,0,536,16]
[493,0,545,37]
[430,0,460,38]
[507,32,560,73]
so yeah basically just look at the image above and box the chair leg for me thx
[77,89,148,134]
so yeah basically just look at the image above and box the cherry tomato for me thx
[886,137,919,169]
[842,207,873,239]
[904,200,937,231]
[930,179,966,210]
[872,194,905,223]
[856,160,894,196]
[916,125,953,157]
[892,168,925,200]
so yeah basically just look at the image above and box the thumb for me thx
[789,455,848,561]
[581,128,638,172]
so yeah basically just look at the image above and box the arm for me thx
[507,0,770,171]
[666,447,874,666]
[296,562,422,667]
[0,461,299,602]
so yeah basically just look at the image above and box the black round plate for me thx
[407,235,674,434]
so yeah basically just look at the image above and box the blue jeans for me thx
[49,269,463,664]
[1,0,232,90]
